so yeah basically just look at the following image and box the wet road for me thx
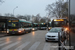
[0,30,58,50]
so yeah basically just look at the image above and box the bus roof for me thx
[53,18,67,21]
[53,18,67,19]
[19,19,32,23]
[33,23,38,24]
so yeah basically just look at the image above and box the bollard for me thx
[58,32,61,50]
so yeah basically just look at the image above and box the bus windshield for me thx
[52,19,67,27]
[48,23,51,27]
[40,24,47,27]
[34,25,38,27]
[32,24,38,27]
[8,22,20,29]
[53,21,65,27]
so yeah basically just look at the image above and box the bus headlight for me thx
[7,29,9,33]
[18,28,24,33]
[18,30,22,33]
[32,28,34,30]
[7,31,9,33]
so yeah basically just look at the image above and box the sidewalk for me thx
[0,31,7,38]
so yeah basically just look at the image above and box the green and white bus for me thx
[7,19,32,34]
[39,23,47,30]
[32,23,38,31]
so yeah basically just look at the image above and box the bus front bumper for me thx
[8,31,24,34]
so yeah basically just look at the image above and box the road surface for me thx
[0,30,58,50]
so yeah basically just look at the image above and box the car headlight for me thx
[48,27,52,29]
[48,28,50,29]
[18,29,24,33]
[46,35,50,37]
[7,29,9,33]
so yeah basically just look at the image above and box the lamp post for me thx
[68,0,71,50]
[47,16,49,31]
[13,6,18,16]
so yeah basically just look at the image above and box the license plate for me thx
[12,33,15,34]
[49,37,54,39]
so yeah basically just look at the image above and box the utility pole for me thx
[58,0,63,18]
[13,6,18,17]
[68,0,71,50]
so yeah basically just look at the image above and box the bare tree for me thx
[25,15,31,21]
[46,0,68,18]
[17,14,31,21]
[4,13,14,17]
[31,14,41,23]
[17,14,24,19]
[0,0,4,5]
[31,15,35,22]
[35,14,41,23]
[40,17,49,23]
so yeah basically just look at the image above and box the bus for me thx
[7,19,32,34]
[51,18,68,28]
[39,23,47,30]
[32,23,38,31]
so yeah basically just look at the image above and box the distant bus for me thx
[32,23,38,31]
[7,19,32,34]
[39,23,47,30]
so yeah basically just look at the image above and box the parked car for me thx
[45,27,65,42]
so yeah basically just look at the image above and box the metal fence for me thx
[58,31,69,50]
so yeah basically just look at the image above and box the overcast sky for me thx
[0,0,56,17]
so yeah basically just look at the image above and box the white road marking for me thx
[0,41,4,43]
[43,43,50,50]
[1,41,20,50]
[0,41,12,46]
[15,42,30,50]
[29,42,40,50]
[0,37,11,40]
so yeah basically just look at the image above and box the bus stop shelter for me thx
[0,19,8,31]
[0,16,18,33]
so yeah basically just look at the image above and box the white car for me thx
[45,27,65,42]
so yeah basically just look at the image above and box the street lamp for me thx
[47,16,49,30]
[13,6,18,16]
